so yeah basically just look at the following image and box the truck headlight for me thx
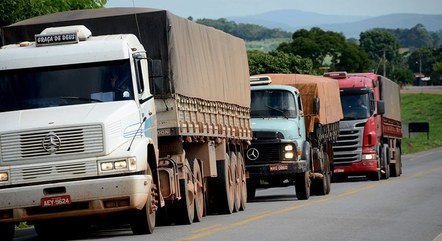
[99,158,137,172]
[284,152,294,159]
[284,144,293,151]
[362,154,376,160]
[0,171,9,182]
[114,160,128,169]
[100,162,114,171]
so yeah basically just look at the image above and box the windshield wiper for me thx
[265,105,289,119]
[251,112,266,118]
[60,96,102,103]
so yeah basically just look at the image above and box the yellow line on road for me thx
[182,165,442,240]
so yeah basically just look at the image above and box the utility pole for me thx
[383,49,386,77]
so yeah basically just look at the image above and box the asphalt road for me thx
[14,147,442,241]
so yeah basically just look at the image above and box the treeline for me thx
[196,18,442,86]
[195,18,291,41]
[376,24,440,49]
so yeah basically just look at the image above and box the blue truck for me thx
[246,74,342,200]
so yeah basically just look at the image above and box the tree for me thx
[334,42,370,73]
[407,48,435,75]
[0,0,106,27]
[359,29,401,67]
[196,18,291,41]
[247,50,313,75]
[277,27,369,73]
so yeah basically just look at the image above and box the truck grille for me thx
[332,122,364,163]
[1,125,104,162]
[10,161,98,185]
[246,144,281,164]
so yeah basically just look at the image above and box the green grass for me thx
[246,38,291,53]
[401,93,442,154]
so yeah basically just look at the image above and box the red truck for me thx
[324,72,402,180]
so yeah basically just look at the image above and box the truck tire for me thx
[131,180,157,234]
[381,144,390,180]
[390,147,402,177]
[176,160,195,224]
[190,159,204,222]
[247,179,257,201]
[324,154,331,194]
[215,155,235,214]
[312,152,329,196]
[295,171,310,200]
[0,223,14,241]
[238,153,247,211]
[369,170,381,181]
[230,152,241,213]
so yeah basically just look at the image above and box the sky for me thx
[106,0,442,19]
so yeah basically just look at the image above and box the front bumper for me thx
[0,175,151,223]
[247,160,307,179]
[333,159,379,175]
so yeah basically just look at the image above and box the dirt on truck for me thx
[0,8,251,240]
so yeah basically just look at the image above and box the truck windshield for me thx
[250,89,297,118]
[340,93,370,120]
[0,60,133,112]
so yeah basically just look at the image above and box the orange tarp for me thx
[254,74,343,133]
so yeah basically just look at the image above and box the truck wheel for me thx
[295,171,310,200]
[0,223,14,241]
[247,179,257,201]
[238,153,247,211]
[190,159,204,222]
[381,144,390,179]
[313,153,330,196]
[176,160,195,224]
[215,155,235,214]
[230,152,241,212]
[390,147,402,177]
[131,180,157,234]
[369,170,381,181]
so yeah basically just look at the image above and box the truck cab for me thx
[0,25,158,238]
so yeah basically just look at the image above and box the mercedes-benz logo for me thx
[247,148,260,161]
[42,133,61,154]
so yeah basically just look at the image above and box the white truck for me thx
[0,8,251,240]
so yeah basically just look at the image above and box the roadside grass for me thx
[401,93,442,154]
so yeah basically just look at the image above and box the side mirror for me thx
[313,97,320,115]
[148,59,163,95]
[377,101,385,115]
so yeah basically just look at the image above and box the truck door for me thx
[133,53,157,146]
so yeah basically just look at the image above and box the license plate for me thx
[269,164,289,172]
[334,169,344,173]
[41,195,71,207]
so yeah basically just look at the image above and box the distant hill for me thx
[229,10,442,38]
